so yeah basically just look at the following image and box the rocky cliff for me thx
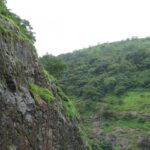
[0,8,86,150]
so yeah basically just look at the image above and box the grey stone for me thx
[0,13,86,150]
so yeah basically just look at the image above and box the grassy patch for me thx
[29,83,54,102]
[56,86,79,120]
[64,99,79,120]
[102,120,150,133]
[106,91,150,113]
[113,146,121,150]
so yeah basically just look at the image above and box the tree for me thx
[40,54,66,78]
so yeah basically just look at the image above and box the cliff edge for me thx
[0,2,86,150]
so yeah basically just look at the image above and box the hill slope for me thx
[59,38,150,150]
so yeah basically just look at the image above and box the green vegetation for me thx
[101,91,150,134]
[102,120,150,133]
[58,38,150,149]
[56,86,79,120]
[43,69,56,81]
[0,0,7,15]
[29,83,54,103]
[59,38,150,100]
[40,54,66,78]
[56,85,70,102]
[41,61,79,120]
[0,0,35,43]
[108,91,150,113]
[64,98,79,120]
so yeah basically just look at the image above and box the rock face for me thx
[0,16,86,150]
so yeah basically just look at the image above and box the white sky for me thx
[7,0,150,56]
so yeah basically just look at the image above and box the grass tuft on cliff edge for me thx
[29,83,54,103]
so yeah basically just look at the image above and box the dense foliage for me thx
[58,38,150,149]
[40,54,66,78]
[59,38,150,100]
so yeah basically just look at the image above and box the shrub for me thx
[114,85,126,96]
[101,141,113,150]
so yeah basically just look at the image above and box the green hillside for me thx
[58,38,150,150]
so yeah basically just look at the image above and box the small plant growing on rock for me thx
[29,83,54,102]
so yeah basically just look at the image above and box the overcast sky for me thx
[7,0,150,56]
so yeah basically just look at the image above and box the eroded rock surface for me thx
[0,16,86,150]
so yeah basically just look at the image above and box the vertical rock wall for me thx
[0,16,86,150]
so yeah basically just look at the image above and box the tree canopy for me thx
[40,54,66,78]
[59,38,150,100]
